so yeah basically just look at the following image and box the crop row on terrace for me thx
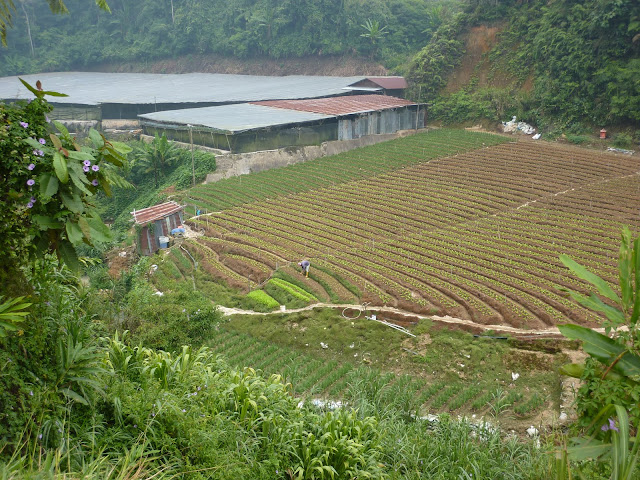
[180,129,508,213]
[207,329,546,417]
[185,134,640,329]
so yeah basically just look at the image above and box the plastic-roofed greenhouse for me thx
[139,95,424,153]
[0,72,380,120]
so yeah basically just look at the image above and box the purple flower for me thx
[45,115,51,123]
[36,150,44,156]
[92,165,99,172]
[27,163,35,170]
[83,160,91,167]
[602,418,619,433]
[29,391,33,396]
[38,138,46,145]
[27,179,35,186]
[182,409,186,413]
[83,166,90,173]
[30,197,36,203]
[19,121,28,128]
[27,201,33,208]
[38,434,42,440]
[92,179,99,186]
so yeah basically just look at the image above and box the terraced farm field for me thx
[179,129,640,331]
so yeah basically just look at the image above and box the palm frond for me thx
[45,0,69,15]
[0,0,15,47]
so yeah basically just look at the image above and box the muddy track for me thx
[216,302,579,338]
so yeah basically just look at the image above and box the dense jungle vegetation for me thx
[409,0,640,131]
[0,0,458,74]
[1,0,638,131]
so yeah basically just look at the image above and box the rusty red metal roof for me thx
[251,95,415,116]
[131,201,184,225]
[363,77,408,89]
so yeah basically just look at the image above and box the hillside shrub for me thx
[411,0,640,130]
[123,278,221,352]
[0,257,103,447]
[566,134,590,145]
[613,133,633,149]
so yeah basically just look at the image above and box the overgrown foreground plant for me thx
[0,78,131,292]
[556,226,640,478]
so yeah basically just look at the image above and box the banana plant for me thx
[556,226,640,478]
[558,226,640,381]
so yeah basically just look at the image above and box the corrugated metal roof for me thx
[139,103,335,133]
[132,201,183,225]
[362,77,408,89]
[251,95,416,115]
[0,72,368,106]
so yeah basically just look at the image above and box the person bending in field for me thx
[298,260,310,277]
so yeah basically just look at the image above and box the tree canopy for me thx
[0,0,458,74]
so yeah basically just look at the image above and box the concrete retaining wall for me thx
[205,129,424,183]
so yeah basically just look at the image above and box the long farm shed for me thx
[139,95,424,153]
[0,72,406,122]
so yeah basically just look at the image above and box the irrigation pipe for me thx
[365,315,416,337]
[216,302,574,339]
[341,302,415,337]
[179,245,198,270]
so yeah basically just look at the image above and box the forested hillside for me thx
[0,0,457,76]
[409,0,640,130]
[2,0,637,131]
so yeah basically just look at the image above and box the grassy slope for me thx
[216,308,567,431]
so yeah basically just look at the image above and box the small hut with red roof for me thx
[131,201,185,256]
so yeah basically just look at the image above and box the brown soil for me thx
[401,333,432,356]
[445,23,531,96]
[106,243,138,279]
[446,25,504,93]
[307,268,356,303]
[89,54,389,77]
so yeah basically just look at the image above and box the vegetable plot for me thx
[187,134,640,329]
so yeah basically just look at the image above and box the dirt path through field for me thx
[216,302,578,337]
[217,302,620,339]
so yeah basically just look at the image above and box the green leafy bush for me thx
[1,83,130,275]
[613,133,633,149]
[123,278,221,352]
[559,227,640,426]
[566,134,590,145]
